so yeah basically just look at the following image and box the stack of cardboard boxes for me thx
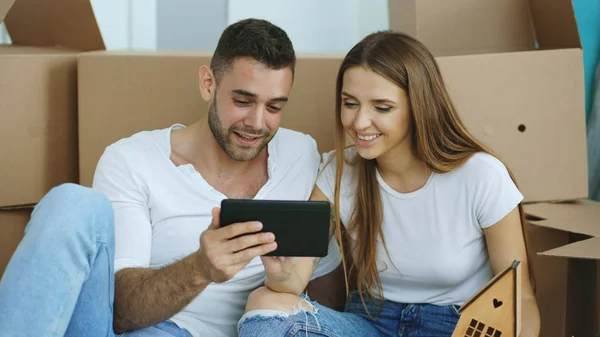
[0,0,104,275]
[1,0,598,336]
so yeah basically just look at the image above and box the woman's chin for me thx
[356,147,380,161]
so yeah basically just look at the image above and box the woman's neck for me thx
[376,145,431,194]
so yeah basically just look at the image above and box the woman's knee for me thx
[246,286,314,314]
[246,287,282,312]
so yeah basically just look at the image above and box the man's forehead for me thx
[219,58,293,98]
[224,58,291,79]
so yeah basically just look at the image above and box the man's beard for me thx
[207,98,274,162]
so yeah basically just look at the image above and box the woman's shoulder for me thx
[457,151,512,180]
[434,152,517,193]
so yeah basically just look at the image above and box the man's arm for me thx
[113,208,278,333]
[113,254,208,333]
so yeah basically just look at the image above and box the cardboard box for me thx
[78,45,584,202]
[80,1,586,204]
[77,51,342,187]
[0,208,31,278]
[0,0,104,207]
[388,0,585,204]
[388,1,598,336]
[524,201,600,337]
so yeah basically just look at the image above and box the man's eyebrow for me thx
[232,89,257,97]
[232,89,288,102]
[271,96,288,102]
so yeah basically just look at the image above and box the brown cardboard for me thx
[0,0,104,207]
[388,0,586,204]
[77,51,342,187]
[525,200,600,260]
[78,49,586,203]
[525,224,569,337]
[0,0,12,22]
[388,0,535,56]
[2,0,104,52]
[525,200,600,337]
[0,208,30,278]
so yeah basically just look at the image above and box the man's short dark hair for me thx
[210,18,296,83]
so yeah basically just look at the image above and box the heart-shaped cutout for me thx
[493,298,503,308]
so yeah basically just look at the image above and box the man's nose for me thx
[243,106,266,132]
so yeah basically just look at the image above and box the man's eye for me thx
[234,99,251,105]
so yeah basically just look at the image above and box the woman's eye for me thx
[375,106,392,112]
[343,102,358,108]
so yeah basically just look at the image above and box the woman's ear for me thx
[199,65,215,102]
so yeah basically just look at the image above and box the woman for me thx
[237,31,540,337]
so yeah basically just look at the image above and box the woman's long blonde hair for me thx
[332,31,535,317]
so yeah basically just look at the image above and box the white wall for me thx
[156,0,227,51]
[1,1,389,52]
[92,0,225,51]
[90,0,157,50]
[131,0,157,50]
[0,22,9,44]
[359,0,389,40]
[227,0,389,54]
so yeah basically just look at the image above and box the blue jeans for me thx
[0,183,191,337]
[238,290,460,337]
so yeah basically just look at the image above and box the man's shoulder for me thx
[96,126,171,176]
[272,127,319,162]
[104,127,169,159]
[274,127,317,147]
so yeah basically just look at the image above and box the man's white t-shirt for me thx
[92,124,342,337]
[316,148,523,306]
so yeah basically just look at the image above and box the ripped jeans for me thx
[237,290,460,337]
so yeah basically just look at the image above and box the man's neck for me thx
[172,119,267,179]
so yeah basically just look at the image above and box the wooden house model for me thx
[451,260,521,337]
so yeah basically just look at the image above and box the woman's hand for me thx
[261,256,318,295]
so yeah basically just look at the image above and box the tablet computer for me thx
[219,199,331,257]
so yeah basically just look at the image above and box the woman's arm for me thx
[483,207,540,337]
[260,186,338,297]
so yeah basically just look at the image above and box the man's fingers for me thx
[218,221,263,240]
[231,242,278,265]
[208,207,221,230]
[228,232,275,253]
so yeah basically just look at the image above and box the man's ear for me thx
[199,65,216,102]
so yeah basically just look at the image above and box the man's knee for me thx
[44,183,110,209]
[30,183,114,236]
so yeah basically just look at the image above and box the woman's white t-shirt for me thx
[316,148,523,306]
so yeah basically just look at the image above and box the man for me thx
[0,18,342,337]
